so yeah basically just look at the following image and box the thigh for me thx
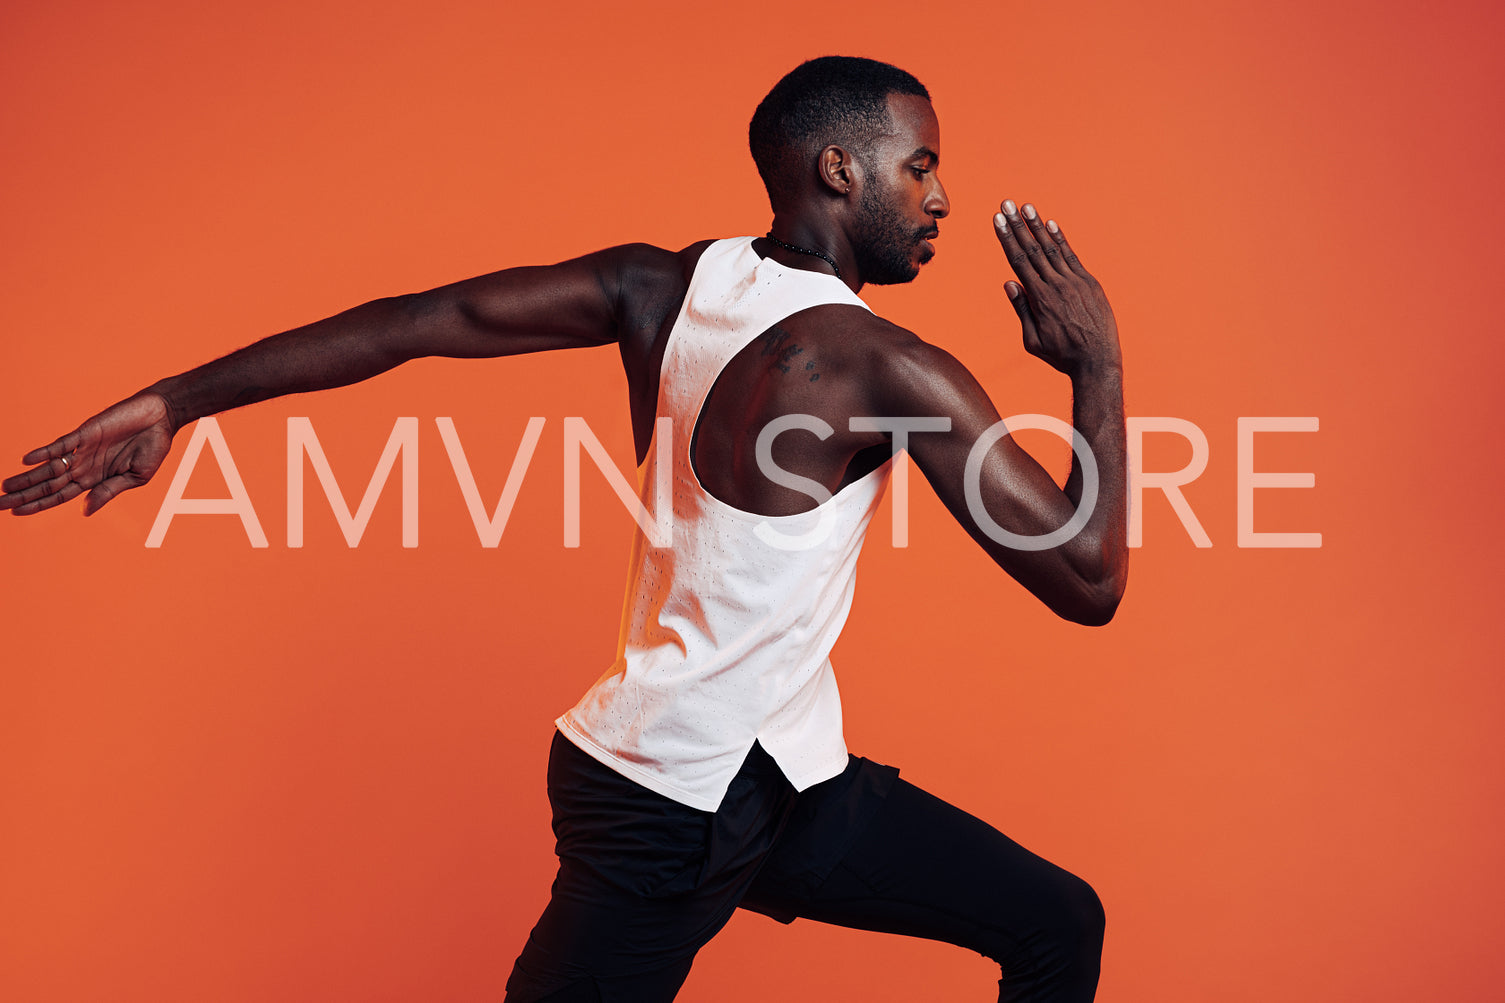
[748,774,1105,1002]
[503,859,710,1003]
[506,734,796,1002]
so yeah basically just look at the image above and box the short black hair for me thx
[749,56,930,210]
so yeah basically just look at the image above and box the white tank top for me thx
[557,237,892,811]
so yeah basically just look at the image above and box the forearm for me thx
[143,296,418,432]
[986,199,1129,621]
[1061,357,1128,614]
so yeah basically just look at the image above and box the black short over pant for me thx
[504,733,1104,1002]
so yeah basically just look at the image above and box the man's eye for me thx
[912,168,929,178]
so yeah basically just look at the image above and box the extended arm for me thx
[1,245,645,516]
[148,250,627,429]
[877,201,1126,625]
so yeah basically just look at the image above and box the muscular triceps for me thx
[390,246,634,360]
[877,342,1121,625]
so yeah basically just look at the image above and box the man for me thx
[3,57,1125,1001]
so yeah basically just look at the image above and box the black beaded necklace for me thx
[763,232,842,279]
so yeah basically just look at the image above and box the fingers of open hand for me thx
[1,466,43,498]
[19,430,84,469]
[5,478,85,516]
[1003,202,1106,306]
[1018,203,1071,276]
[3,428,97,514]
[997,200,1060,276]
[7,438,74,492]
[1042,216,1088,277]
[993,200,1044,283]
[997,201,1096,283]
[3,455,76,513]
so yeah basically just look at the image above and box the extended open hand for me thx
[1,393,176,516]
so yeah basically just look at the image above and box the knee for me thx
[1037,871,1105,995]
[990,869,1105,998]
[1056,871,1106,961]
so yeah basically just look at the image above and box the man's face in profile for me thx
[852,93,949,286]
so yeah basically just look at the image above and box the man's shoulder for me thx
[604,239,720,289]
[598,240,722,355]
[785,301,932,365]
[782,304,973,415]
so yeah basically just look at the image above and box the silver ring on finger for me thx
[60,454,71,471]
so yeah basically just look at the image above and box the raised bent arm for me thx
[875,201,1127,625]
[1,245,643,516]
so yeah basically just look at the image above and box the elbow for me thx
[1064,537,1129,626]
[338,294,416,367]
[1054,572,1127,627]
[1067,593,1120,627]
[1000,533,1129,626]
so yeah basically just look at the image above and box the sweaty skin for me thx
[2,93,1127,625]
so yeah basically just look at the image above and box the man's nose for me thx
[927,177,950,219]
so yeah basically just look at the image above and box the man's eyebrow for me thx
[909,146,940,166]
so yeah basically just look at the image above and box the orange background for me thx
[3,1,1503,999]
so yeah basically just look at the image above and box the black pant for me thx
[505,733,1104,1002]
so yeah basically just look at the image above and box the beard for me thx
[852,183,935,286]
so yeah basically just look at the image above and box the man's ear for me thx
[817,145,856,197]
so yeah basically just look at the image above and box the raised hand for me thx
[993,199,1120,376]
[1,393,176,516]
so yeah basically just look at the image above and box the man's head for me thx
[749,56,930,211]
[750,57,948,285]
